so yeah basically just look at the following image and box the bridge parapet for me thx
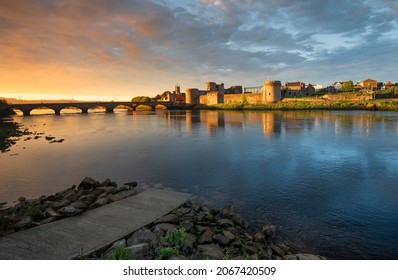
[10,101,174,115]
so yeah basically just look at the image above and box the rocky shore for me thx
[91,200,325,260]
[0,177,325,260]
[0,177,139,236]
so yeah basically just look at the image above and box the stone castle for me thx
[183,80,282,105]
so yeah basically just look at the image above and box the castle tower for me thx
[175,84,181,95]
[262,80,282,102]
[185,88,199,104]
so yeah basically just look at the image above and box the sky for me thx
[1,0,397,100]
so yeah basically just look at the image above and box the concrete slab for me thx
[0,188,191,260]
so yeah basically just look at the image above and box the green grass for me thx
[156,247,178,260]
[19,200,41,218]
[106,245,131,260]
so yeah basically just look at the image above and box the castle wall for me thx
[224,93,262,104]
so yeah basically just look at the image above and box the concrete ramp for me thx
[0,188,191,260]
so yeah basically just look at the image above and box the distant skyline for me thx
[1,0,397,100]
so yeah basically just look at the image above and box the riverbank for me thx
[195,98,398,111]
[0,177,324,260]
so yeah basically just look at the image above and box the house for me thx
[284,81,306,97]
[358,79,378,90]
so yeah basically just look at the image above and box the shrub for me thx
[106,245,131,260]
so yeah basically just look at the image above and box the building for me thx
[358,79,378,90]
[283,81,306,97]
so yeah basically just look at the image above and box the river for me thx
[1,109,398,259]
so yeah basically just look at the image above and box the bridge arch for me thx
[60,106,83,114]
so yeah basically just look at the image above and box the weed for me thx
[156,246,178,260]
[106,245,131,260]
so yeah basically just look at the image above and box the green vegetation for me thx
[131,96,151,102]
[19,200,41,218]
[385,86,398,94]
[340,80,354,92]
[155,228,189,259]
[106,245,131,260]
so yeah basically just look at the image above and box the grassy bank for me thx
[195,99,398,111]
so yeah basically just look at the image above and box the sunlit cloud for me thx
[0,0,397,100]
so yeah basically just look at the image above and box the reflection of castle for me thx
[185,80,282,105]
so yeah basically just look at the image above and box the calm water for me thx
[1,109,398,259]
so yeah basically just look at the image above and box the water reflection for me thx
[1,110,398,259]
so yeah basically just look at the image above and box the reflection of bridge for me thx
[10,101,174,115]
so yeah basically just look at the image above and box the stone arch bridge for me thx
[10,101,174,116]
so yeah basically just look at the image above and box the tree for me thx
[131,96,151,102]
[340,80,354,92]
[385,86,397,94]
[154,94,161,100]
[161,91,171,100]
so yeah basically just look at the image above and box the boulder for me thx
[78,177,97,190]
[221,205,235,219]
[217,218,235,228]
[253,232,265,243]
[180,221,194,232]
[154,214,179,225]
[40,217,57,225]
[213,233,230,245]
[231,214,249,228]
[68,201,89,210]
[15,217,32,229]
[127,227,157,246]
[262,224,276,239]
[198,229,213,244]
[198,244,224,260]
[126,243,150,259]
[184,233,197,249]
[59,206,82,216]
[44,207,61,218]
[270,243,285,258]
[50,199,70,210]
[153,223,176,233]
[222,230,235,242]
[89,197,109,209]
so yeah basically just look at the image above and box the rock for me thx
[62,189,78,201]
[217,218,234,228]
[221,205,235,219]
[126,243,150,259]
[185,233,197,249]
[101,178,112,186]
[152,227,165,240]
[89,197,109,209]
[253,232,265,243]
[56,139,64,143]
[154,223,176,233]
[213,233,230,245]
[284,254,298,260]
[154,214,179,225]
[116,185,130,192]
[97,186,118,194]
[231,215,249,228]
[180,221,194,232]
[195,225,209,233]
[243,245,258,255]
[198,229,214,244]
[31,208,46,221]
[44,207,61,218]
[262,224,276,239]
[40,217,57,224]
[17,196,26,202]
[124,181,138,188]
[45,136,55,141]
[210,208,220,216]
[59,206,82,216]
[78,193,97,204]
[243,233,253,241]
[78,177,97,190]
[50,199,70,210]
[295,253,323,260]
[175,207,191,216]
[68,201,89,210]
[127,227,157,246]
[222,230,235,242]
[198,244,224,260]
[270,243,285,258]
[108,190,137,202]
[15,217,32,229]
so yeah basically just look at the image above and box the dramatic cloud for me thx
[0,0,397,99]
